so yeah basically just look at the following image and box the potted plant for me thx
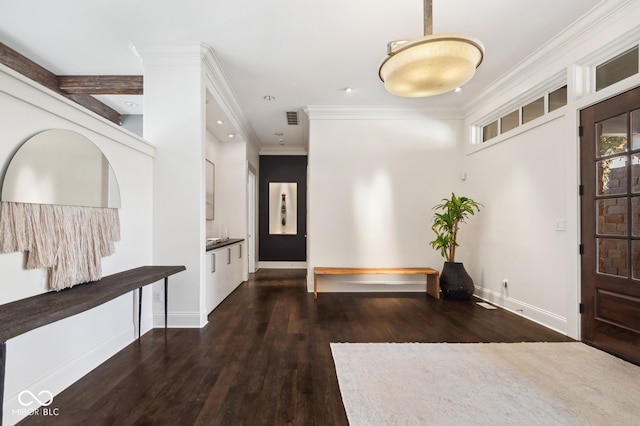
[430,193,482,300]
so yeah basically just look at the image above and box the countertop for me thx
[206,238,244,251]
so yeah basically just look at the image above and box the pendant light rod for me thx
[424,0,432,36]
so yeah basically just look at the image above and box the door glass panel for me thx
[632,109,640,150]
[597,156,627,195]
[632,154,640,193]
[596,113,627,157]
[632,240,640,280]
[597,238,628,277]
[632,197,640,237]
[597,198,628,236]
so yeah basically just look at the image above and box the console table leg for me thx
[138,287,142,338]
[164,277,168,329]
[1,341,5,425]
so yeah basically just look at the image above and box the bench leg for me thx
[314,273,318,300]
[427,273,440,299]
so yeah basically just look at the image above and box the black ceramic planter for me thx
[440,262,474,300]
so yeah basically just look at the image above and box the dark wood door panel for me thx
[595,288,640,334]
[581,85,640,365]
[587,319,640,364]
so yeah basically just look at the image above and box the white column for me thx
[135,43,207,327]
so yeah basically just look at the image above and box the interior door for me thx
[580,86,640,365]
[248,169,257,273]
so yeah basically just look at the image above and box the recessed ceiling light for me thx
[125,101,137,107]
[455,87,462,93]
[263,95,275,101]
[344,87,353,93]
[227,133,235,139]
[216,120,224,125]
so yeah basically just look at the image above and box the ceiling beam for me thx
[0,42,129,125]
[58,75,143,95]
[0,42,59,92]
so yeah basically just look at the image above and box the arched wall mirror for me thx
[1,129,121,208]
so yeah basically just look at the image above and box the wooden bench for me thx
[313,267,440,300]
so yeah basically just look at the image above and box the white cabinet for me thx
[206,240,244,313]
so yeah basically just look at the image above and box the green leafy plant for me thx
[430,193,482,262]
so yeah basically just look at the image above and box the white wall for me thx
[461,0,640,338]
[0,66,154,425]
[463,115,572,332]
[307,112,463,293]
[206,129,249,281]
[206,133,247,240]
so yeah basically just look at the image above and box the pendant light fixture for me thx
[379,0,484,97]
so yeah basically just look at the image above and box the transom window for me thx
[596,46,639,92]
[480,85,567,143]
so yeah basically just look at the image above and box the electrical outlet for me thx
[502,279,508,288]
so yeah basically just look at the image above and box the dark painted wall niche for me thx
[259,155,307,261]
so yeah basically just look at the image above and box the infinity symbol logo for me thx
[18,390,54,407]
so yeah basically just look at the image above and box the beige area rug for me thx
[330,342,640,425]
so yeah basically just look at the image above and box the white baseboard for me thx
[3,326,134,426]
[475,287,568,335]
[258,261,307,269]
[153,311,207,328]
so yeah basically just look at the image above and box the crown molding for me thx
[463,0,634,115]
[304,105,463,121]
[201,45,262,152]
[130,42,205,66]
[131,42,262,151]
[259,145,308,156]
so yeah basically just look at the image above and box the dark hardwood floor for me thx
[20,269,573,425]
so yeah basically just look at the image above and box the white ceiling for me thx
[0,0,604,150]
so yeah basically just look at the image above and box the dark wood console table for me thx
[0,265,185,424]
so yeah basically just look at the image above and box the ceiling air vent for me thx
[286,111,299,125]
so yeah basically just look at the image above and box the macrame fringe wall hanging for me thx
[0,201,120,291]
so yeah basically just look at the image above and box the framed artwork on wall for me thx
[269,182,297,234]
[206,160,215,220]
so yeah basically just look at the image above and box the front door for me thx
[580,86,640,365]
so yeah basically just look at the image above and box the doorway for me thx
[580,85,640,365]
[248,169,257,273]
